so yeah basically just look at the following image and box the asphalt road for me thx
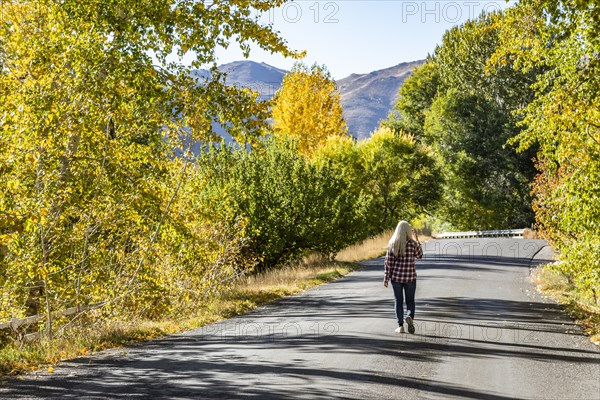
[2,238,599,400]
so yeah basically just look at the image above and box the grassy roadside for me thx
[0,233,396,377]
[336,230,392,262]
[532,264,600,346]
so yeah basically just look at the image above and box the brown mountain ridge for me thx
[193,59,424,140]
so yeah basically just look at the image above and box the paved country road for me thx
[2,239,599,400]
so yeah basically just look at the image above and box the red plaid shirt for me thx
[384,239,423,284]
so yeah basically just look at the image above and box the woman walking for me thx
[383,220,423,334]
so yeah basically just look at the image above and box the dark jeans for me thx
[391,281,416,326]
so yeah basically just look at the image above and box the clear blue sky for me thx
[214,0,514,79]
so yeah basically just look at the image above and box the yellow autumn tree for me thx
[271,63,348,155]
[0,0,300,341]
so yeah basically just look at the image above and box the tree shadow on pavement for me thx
[2,245,596,400]
[0,332,548,400]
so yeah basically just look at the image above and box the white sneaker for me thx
[395,326,405,334]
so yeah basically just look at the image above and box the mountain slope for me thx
[192,60,424,140]
[337,60,424,139]
[219,61,287,101]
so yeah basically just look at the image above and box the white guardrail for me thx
[434,229,525,239]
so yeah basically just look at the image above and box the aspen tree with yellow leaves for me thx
[271,64,348,155]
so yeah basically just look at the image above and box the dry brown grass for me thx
[531,264,569,293]
[336,230,432,262]
[242,255,354,291]
[522,228,538,239]
[336,230,392,262]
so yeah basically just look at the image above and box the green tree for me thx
[311,135,366,204]
[312,129,443,236]
[196,138,362,269]
[424,89,532,229]
[390,60,441,139]
[271,63,348,155]
[492,0,600,301]
[389,11,538,230]
[237,138,363,266]
[358,127,442,234]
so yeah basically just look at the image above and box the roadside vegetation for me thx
[494,0,600,322]
[0,236,387,376]
[532,265,600,346]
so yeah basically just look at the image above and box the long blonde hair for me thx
[388,221,412,256]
